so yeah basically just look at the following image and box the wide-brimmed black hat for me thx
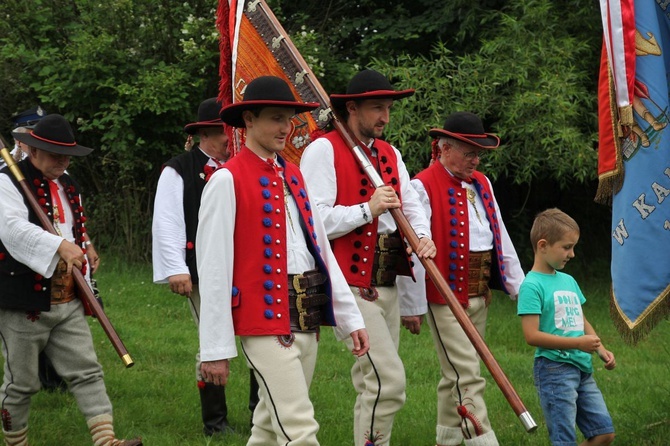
[428,112,500,149]
[329,69,415,109]
[12,114,93,156]
[219,76,319,128]
[183,97,224,134]
[11,105,47,129]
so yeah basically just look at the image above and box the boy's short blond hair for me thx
[530,208,580,252]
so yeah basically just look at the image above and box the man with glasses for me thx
[397,112,524,446]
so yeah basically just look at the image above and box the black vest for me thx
[0,160,85,312]
[162,148,209,284]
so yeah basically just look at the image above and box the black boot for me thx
[249,369,260,427]
[198,382,231,436]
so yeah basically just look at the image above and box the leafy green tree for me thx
[374,0,602,185]
[1,0,220,260]
[0,0,608,263]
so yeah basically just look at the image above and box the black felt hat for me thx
[11,114,93,156]
[183,98,225,134]
[428,112,500,149]
[329,69,414,109]
[219,76,319,128]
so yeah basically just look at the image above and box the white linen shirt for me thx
[299,137,431,240]
[0,173,73,278]
[152,148,222,283]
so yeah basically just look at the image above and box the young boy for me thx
[518,208,616,446]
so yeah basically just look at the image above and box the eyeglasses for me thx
[449,143,485,160]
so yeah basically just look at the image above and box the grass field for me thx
[1,259,668,445]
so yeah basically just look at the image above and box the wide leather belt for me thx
[287,270,328,332]
[468,250,492,297]
[51,259,76,304]
[371,232,404,287]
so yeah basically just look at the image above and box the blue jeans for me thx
[533,357,614,446]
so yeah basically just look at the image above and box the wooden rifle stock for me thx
[0,147,134,368]
[243,0,536,431]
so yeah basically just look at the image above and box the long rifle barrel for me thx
[0,147,134,368]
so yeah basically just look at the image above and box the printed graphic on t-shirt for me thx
[553,290,584,332]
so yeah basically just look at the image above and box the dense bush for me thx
[0,0,607,262]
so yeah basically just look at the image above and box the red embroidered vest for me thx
[322,131,411,287]
[224,147,335,335]
[414,163,510,306]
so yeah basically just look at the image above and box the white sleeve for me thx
[196,169,238,361]
[485,176,525,298]
[397,178,431,316]
[152,167,189,283]
[300,138,371,240]
[0,173,62,277]
[395,148,431,238]
[307,189,365,341]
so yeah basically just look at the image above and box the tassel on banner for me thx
[595,64,625,205]
[610,285,670,346]
[618,104,635,127]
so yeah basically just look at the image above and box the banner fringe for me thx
[610,285,670,346]
[594,164,624,205]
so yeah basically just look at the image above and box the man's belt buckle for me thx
[298,312,308,331]
[296,295,306,313]
[292,275,307,295]
[377,233,389,252]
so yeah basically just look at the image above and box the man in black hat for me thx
[0,114,142,446]
[152,97,259,435]
[2,105,72,394]
[397,112,524,446]
[300,69,436,446]
[196,75,369,445]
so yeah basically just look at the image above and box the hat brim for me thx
[12,131,93,156]
[219,100,320,128]
[428,128,500,149]
[183,119,224,134]
[330,89,415,109]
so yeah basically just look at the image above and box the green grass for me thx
[2,260,669,445]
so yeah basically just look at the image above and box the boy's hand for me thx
[598,349,616,370]
[577,334,601,353]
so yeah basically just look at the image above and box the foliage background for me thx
[1,0,609,266]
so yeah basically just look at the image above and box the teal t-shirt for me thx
[517,271,593,373]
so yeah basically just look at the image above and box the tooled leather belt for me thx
[51,259,76,304]
[371,232,404,287]
[468,250,492,297]
[287,269,329,332]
